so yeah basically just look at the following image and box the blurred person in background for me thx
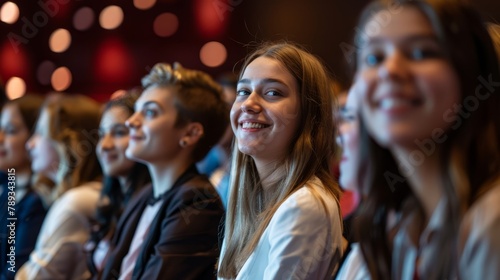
[85,90,151,278]
[197,73,238,208]
[0,95,47,279]
[17,94,102,279]
[349,0,500,279]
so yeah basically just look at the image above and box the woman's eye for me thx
[4,127,17,134]
[266,90,282,97]
[410,47,443,61]
[339,108,357,122]
[365,53,384,66]
[144,108,157,117]
[342,114,356,122]
[113,128,129,137]
[236,89,250,96]
[3,124,21,134]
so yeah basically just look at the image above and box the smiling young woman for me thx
[218,42,344,279]
[85,90,151,278]
[342,0,500,279]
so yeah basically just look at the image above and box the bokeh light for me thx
[5,77,26,100]
[134,0,156,10]
[51,67,72,91]
[0,2,19,24]
[73,7,95,31]
[99,6,124,30]
[49,29,72,53]
[153,13,179,37]
[94,38,134,83]
[110,89,127,100]
[194,0,227,38]
[200,41,227,67]
[0,41,29,79]
[37,60,56,85]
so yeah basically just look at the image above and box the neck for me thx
[253,158,283,191]
[393,146,444,221]
[148,157,193,198]
[14,170,32,201]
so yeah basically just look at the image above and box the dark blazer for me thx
[100,165,225,280]
[0,173,47,280]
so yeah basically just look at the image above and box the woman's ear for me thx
[179,122,204,148]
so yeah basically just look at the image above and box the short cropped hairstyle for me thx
[141,63,229,161]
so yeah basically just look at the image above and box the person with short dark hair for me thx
[100,63,227,280]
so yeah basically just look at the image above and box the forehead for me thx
[137,86,175,107]
[345,90,359,110]
[242,56,295,83]
[1,104,22,123]
[100,106,130,126]
[363,6,435,42]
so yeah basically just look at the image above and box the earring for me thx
[180,139,187,147]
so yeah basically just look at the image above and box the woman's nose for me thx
[125,112,140,129]
[240,92,262,114]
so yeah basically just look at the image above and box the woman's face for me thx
[125,86,186,164]
[337,90,360,191]
[0,104,31,172]
[97,106,135,178]
[26,109,60,181]
[231,56,300,166]
[356,6,460,152]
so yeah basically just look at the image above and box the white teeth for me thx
[242,122,267,129]
[379,98,412,109]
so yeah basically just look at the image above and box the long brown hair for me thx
[36,94,102,202]
[218,42,342,278]
[353,1,500,279]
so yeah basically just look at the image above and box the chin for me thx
[126,150,141,161]
[238,144,264,156]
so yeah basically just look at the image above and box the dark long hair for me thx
[86,90,151,275]
[352,1,500,279]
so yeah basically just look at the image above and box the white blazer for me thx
[220,177,343,280]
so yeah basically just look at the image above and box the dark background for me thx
[1,0,499,101]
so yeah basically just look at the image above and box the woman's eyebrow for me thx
[365,34,438,45]
[238,78,287,86]
[135,100,164,111]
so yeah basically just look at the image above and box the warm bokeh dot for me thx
[153,13,179,37]
[49,29,72,53]
[134,0,156,10]
[73,7,95,31]
[110,89,127,100]
[0,2,19,24]
[5,77,26,100]
[37,60,56,86]
[99,6,124,30]
[199,41,227,67]
[51,67,72,91]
